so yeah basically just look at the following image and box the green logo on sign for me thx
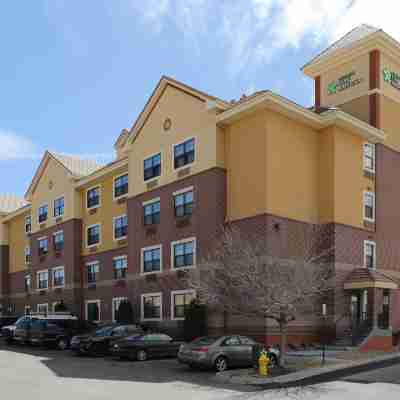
[327,71,362,95]
[383,69,392,82]
[382,69,400,89]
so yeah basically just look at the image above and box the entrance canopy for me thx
[344,268,398,290]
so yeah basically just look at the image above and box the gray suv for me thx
[178,335,279,372]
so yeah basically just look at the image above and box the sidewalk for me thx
[215,352,400,389]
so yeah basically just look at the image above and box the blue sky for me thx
[0,0,395,197]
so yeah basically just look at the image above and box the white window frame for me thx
[140,244,163,275]
[37,303,48,314]
[172,136,197,172]
[37,203,49,224]
[86,185,102,211]
[141,292,163,322]
[171,237,197,270]
[143,151,163,184]
[52,266,65,289]
[53,230,64,251]
[24,246,31,265]
[113,172,129,201]
[113,255,128,280]
[142,197,161,207]
[172,186,194,197]
[171,289,196,321]
[363,191,376,223]
[38,236,49,255]
[364,240,377,269]
[86,223,102,248]
[112,297,128,322]
[363,142,376,174]
[24,215,32,234]
[53,196,65,219]
[113,214,128,241]
[86,261,100,283]
[36,269,49,291]
[85,299,101,322]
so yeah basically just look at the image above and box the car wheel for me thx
[57,338,69,351]
[136,350,148,361]
[214,356,228,372]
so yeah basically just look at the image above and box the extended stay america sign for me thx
[327,71,363,95]
[383,68,400,90]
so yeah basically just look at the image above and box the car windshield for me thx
[94,326,115,337]
[190,336,219,346]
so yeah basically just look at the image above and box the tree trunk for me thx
[279,321,288,367]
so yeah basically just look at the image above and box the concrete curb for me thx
[215,352,400,389]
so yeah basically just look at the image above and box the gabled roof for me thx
[121,75,229,148]
[303,25,380,70]
[25,151,103,200]
[0,194,28,214]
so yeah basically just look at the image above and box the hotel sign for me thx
[328,71,363,95]
[383,69,400,90]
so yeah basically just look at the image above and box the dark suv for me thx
[29,319,97,350]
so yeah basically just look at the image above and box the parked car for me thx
[29,318,97,350]
[178,335,280,372]
[0,316,20,339]
[111,333,184,361]
[14,313,78,346]
[1,316,36,343]
[71,324,144,356]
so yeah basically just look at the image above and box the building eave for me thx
[1,204,32,223]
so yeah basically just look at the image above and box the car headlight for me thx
[114,344,119,349]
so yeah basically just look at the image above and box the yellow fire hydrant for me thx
[258,351,270,376]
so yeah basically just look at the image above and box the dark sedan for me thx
[111,333,184,361]
[70,324,143,356]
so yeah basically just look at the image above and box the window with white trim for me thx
[54,197,65,218]
[24,274,31,292]
[87,224,101,247]
[172,239,196,269]
[171,290,196,320]
[87,186,100,209]
[37,270,49,290]
[174,138,195,169]
[25,246,31,264]
[114,215,128,240]
[144,199,160,225]
[38,237,48,256]
[112,297,128,322]
[142,246,162,274]
[363,191,375,222]
[363,143,375,173]
[53,231,64,252]
[38,205,48,223]
[364,241,376,269]
[174,190,194,217]
[113,256,127,280]
[87,261,99,284]
[53,266,65,288]
[144,153,161,181]
[141,293,162,320]
[37,303,48,314]
[25,215,32,234]
[114,174,128,199]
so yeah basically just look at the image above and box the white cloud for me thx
[130,0,400,77]
[0,131,39,161]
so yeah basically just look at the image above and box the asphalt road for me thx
[343,362,400,385]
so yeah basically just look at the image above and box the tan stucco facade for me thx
[7,211,30,274]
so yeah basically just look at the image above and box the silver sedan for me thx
[178,335,279,372]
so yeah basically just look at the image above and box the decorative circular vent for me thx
[163,118,172,132]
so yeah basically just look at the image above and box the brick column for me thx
[315,76,321,112]
[369,50,381,128]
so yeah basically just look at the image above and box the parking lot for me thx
[0,342,259,399]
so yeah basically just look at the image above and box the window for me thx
[24,305,31,315]
[141,293,162,321]
[112,297,128,322]
[171,290,196,320]
[38,237,48,256]
[87,186,100,209]
[114,215,128,240]
[143,199,160,225]
[25,215,32,234]
[141,246,162,274]
[144,153,161,181]
[87,262,99,284]
[53,231,64,252]
[54,197,65,218]
[364,241,376,269]
[174,189,194,217]
[53,266,65,288]
[25,246,31,264]
[172,238,196,269]
[363,191,375,222]
[174,138,195,169]
[37,303,48,314]
[363,143,376,173]
[38,205,48,223]
[86,300,101,322]
[24,274,31,292]
[113,256,127,280]
[37,270,49,290]
[114,174,128,199]
[87,224,101,247]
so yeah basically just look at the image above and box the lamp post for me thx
[322,303,327,366]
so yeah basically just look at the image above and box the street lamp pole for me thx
[322,303,327,366]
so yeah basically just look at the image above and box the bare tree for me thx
[186,226,336,366]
